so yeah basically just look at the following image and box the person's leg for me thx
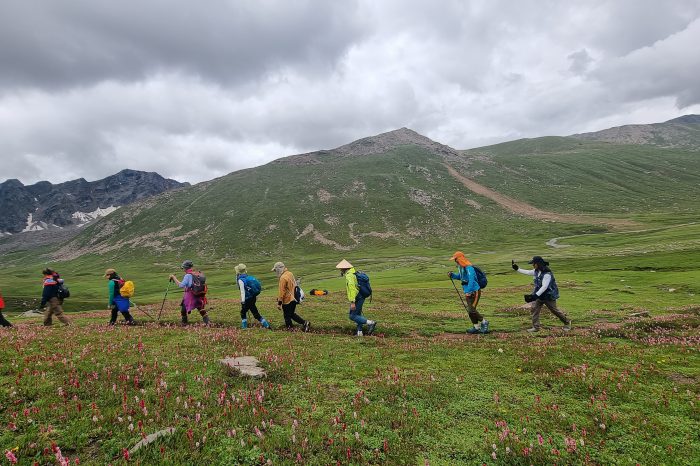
[122,311,135,324]
[109,305,119,325]
[0,310,12,327]
[248,297,270,328]
[199,308,210,324]
[180,300,188,325]
[544,300,570,326]
[43,298,55,326]
[282,303,294,328]
[349,309,368,333]
[289,301,306,325]
[241,301,248,328]
[529,300,544,331]
[53,299,69,325]
[465,292,483,323]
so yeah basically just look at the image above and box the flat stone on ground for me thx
[220,356,267,378]
[129,427,175,455]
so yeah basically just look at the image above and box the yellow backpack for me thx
[119,280,135,298]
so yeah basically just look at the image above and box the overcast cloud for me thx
[1,0,699,184]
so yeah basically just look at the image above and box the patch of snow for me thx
[72,205,119,223]
[22,213,49,232]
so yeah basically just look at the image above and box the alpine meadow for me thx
[1,112,699,465]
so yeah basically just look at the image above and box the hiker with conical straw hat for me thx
[336,259,376,336]
[235,263,271,330]
[448,251,488,334]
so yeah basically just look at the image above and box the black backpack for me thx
[57,283,71,299]
[190,272,207,297]
[473,266,488,289]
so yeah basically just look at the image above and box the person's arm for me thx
[517,269,536,276]
[238,279,246,303]
[40,280,50,307]
[277,276,285,307]
[535,273,552,297]
[176,274,193,289]
[108,280,115,307]
[346,273,359,302]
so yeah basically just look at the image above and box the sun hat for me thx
[271,261,286,272]
[527,256,549,266]
[449,251,471,267]
[335,259,353,269]
[104,268,117,278]
[234,263,247,274]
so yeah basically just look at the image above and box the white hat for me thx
[234,263,247,274]
[335,259,353,269]
[271,261,286,272]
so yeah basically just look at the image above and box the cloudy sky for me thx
[1,0,699,184]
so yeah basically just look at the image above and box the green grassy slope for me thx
[461,138,700,218]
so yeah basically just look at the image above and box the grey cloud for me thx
[0,0,366,90]
[0,0,699,185]
[568,49,593,75]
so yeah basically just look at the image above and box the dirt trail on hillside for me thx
[445,164,635,227]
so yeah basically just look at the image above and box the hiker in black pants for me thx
[105,269,135,325]
[0,288,12,327]
[272,261,310,331]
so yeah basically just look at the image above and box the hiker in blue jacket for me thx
[235,264,270,329]
[448,251,488,334]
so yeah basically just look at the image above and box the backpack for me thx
[57,283,70,299]
[473,266,488,289]
[355,271,372,299]
[119,280,135,298]
[243,275,261,298]
[190,272,207,297]
[294,278,305,304]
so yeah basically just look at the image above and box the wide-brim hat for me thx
[528,256,549,266]
[234,263,247,274]
[450,251,471,267]
[335,259,353,269]
[271,261,285,272]
[104,268,117,277]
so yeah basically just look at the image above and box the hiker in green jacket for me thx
[336,259,376,336]
[105,269,135,325]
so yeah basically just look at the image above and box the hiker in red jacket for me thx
[0,288,12,327]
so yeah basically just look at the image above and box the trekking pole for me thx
[157,279,173,322]
[130,301,154,320]
[450,277,470,313]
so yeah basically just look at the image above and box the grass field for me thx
[2,224,699,465]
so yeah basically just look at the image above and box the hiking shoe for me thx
[527,327,540,333]
[303,321,311,332]
[467,326,480,334]
[563,321,572,331]
[357,330,363,337]
[366,321,377,336]
[480,319,490,334]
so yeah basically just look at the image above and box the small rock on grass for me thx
[129,427,175,455]
[220,356,267,378]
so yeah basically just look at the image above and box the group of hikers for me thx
[0,252,571,335]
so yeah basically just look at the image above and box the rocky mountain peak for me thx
[665,114,700,125]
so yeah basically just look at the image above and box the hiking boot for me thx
[303,321,311,332]
[563,321,572,331]
[480,319,490,334]
[357,330,363,337]
[527,327,540,333]
[467,326,480,334]
[366,321,377,336]
[241,319,248,329]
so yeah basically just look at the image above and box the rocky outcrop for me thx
[0,169,188,234]
[571,114,700,150]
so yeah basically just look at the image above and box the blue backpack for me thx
[355,271,372,299]
[474,266,488,289]
[243,275,262,298]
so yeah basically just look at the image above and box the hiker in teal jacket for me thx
[336,259,376,336]
[105,269,134,325]
[449,251,488,334]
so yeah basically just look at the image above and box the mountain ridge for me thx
[0,169,189,235]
